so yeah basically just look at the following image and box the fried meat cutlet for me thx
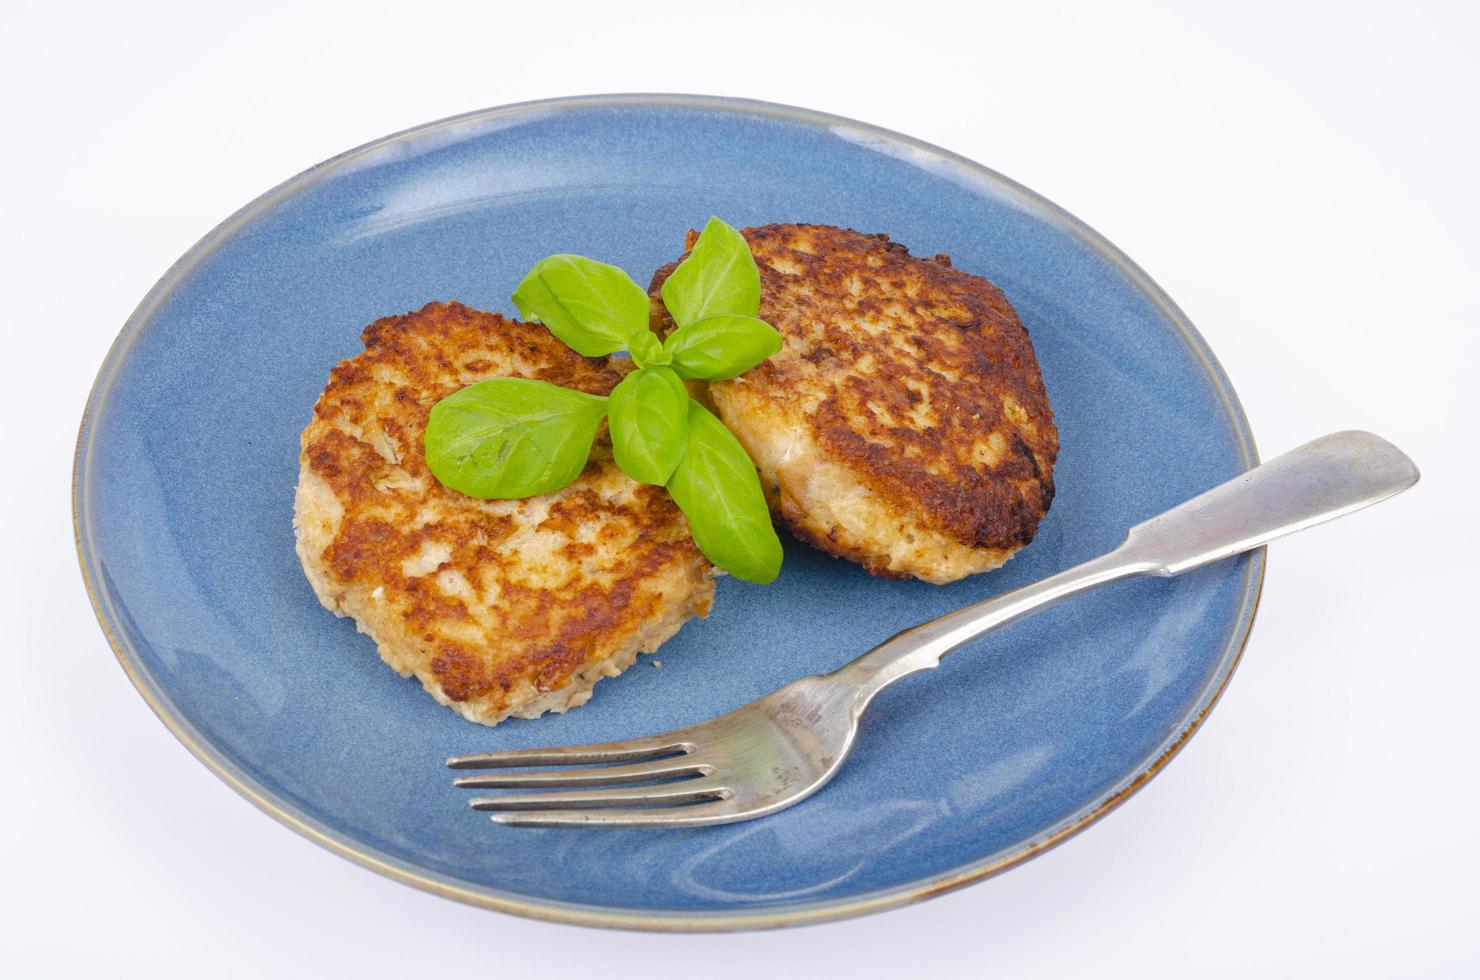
[294,301,714,725]
[649,224,1057,584]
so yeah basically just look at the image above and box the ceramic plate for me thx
[75,95,1261,931]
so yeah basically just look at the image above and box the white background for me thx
[4,1,1475,976]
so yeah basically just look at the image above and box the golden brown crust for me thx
[294,301,714,724]
[649,224,1057,583]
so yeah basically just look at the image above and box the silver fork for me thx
[448,430,1418,828]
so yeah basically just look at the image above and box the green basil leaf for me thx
[424,378,607,499]
[512,254,650,356]
[663,314,782,381]
[626,328,671,369]
[666,400,782,583]
[659,217,761,328]
[608,366,690,485]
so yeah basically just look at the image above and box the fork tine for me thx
[488,799,742,828]
[453,758,712,789]
[468,781,730,812]
[446,737,693,770]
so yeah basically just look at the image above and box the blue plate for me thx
[75,95,1261,931]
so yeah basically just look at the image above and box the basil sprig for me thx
[424,217,784,584]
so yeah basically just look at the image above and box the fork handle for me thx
[833,431,1419,704]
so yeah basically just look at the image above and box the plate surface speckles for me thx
[75,95,1261,931]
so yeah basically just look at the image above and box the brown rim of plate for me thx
[72,93,1264,933]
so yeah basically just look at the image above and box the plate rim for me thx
[73,92,1264,932]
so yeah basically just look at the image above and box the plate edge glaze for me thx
[73,93,1265,933]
